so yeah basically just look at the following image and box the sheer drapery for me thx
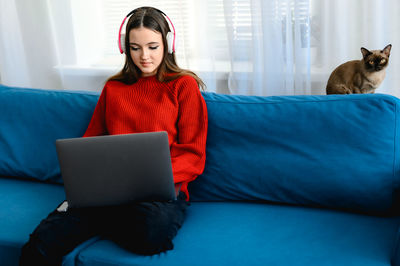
[0,0,311,95]
[311,0,400,96]
[0,0,399,96]
[0,0,62,90]
[0,0,35,87]
[223,0,311,96]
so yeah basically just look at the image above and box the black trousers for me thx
[19,193,188,266]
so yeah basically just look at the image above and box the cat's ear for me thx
[382,44,392,57]
[361,47,372,58]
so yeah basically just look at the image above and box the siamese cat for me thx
[326,44,391,94]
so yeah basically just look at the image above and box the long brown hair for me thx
[108,7,205,90]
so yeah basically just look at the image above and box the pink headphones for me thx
[118,8,176,54]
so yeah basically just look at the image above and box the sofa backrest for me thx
[0,85,98,183]
[1,84,400,214]
[189,92,400,215]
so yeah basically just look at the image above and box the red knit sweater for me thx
[83,75,208,200]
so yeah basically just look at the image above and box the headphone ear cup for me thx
[166,32,174,54]
[120,34,126,54]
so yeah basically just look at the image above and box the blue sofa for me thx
[1,83,400,266]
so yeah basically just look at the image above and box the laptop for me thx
[55,131,176,208]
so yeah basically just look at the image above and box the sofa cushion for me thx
[75,202,400,266]
[0,85,99,183]
[189,93,400,214]
[0,177,65,266]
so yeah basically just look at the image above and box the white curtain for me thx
[0,0,29,87]
[0,0,63,90]
[222,0,311,96]
[311,0,400,96]
[0,0,399,97]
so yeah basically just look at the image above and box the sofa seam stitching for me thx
[2,87,99,97]
[204,96,394,105]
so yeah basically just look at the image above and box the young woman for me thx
[19,6,207,266]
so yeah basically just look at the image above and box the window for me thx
[67,0,309,69]
[68,0,194,68]
[53,0,311,93]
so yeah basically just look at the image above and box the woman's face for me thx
[129,27,164,77]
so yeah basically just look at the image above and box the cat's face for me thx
[361,44,391,72]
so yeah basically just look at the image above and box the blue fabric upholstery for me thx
[0,85,99,183]
[1,85,400,265]
[190,93,400,215]
[76,202,400,266]
[0,177,65,266]
[2,84,400,214]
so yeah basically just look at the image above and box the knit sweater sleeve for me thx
[83,85,108,137]
[170,76,208,198]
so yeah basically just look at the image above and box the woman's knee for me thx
[19,208,94,265]
[110,200,188,255]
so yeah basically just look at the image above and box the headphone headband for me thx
[118,8,176,54]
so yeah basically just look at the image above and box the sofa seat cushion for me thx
[76,202,400,266]
[0,177,65,266]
